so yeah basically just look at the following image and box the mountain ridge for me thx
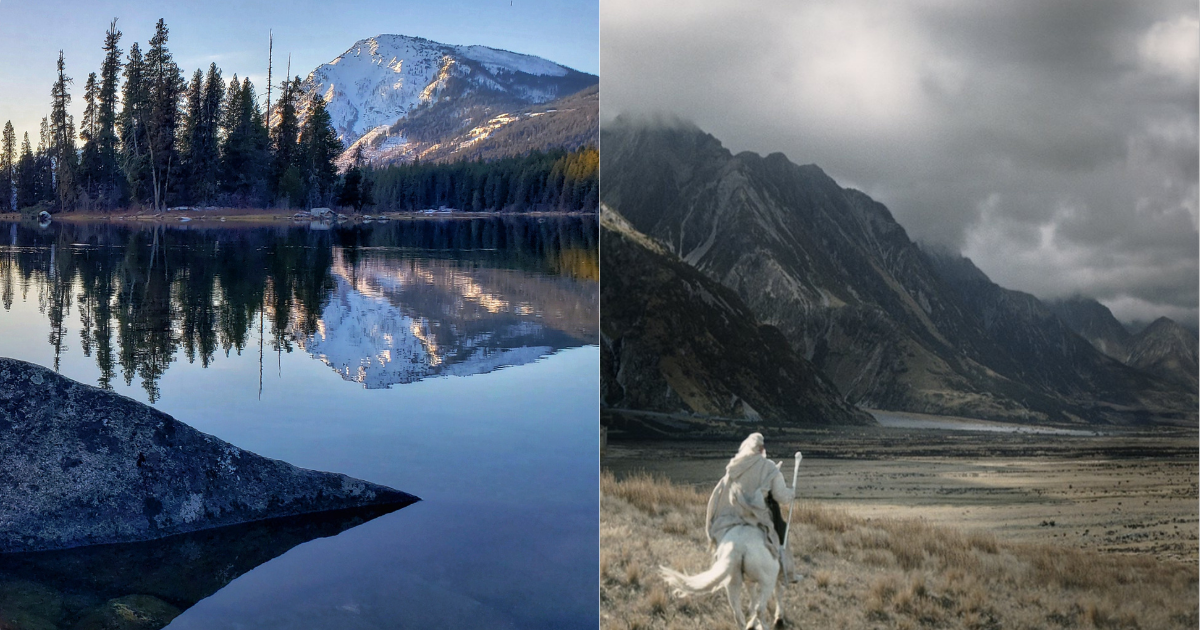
[601,117,1195,425]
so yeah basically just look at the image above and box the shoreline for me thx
[0,208,596,227]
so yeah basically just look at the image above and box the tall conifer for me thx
[219,76,268,204]
[1,122,14,210]
[271,76,302,205]
[15,133,38,209]
[181,63,224,205]
[97,19,124,206]
[144,19,183,211]
[49,50,78,210]
[120,42,149,204]
[180,68,204,203]
[81,73,98,143]
[79,73,101,203]
[298,93,340,206]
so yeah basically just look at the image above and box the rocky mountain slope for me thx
[600,204,873,427]
[1126,317,1199,390]
[920,249,1188,420]
[1046,296,1133,361]
[296,34,597,167]
[600,119,1194,424]
[407,84,598,164]
[1048,297,1197,389]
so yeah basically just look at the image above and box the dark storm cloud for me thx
[602,0,1199,327]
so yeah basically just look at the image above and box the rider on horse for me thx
[705,432,800,583]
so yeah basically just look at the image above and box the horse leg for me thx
[746,581,769,630]
[771,579,786,629]
[726,570,746,630]
[749,562,777,630]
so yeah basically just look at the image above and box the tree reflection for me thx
[0,217,598,399]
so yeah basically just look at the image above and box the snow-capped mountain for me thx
[292,249,597,388]
[297,34,598,166]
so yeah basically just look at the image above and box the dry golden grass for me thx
[601,471,1199,630]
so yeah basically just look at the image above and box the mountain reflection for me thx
[0,504,409,630]
[0,217,598,400]
[307,249,598,387]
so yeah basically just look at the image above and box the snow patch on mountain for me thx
[457,45,568,77]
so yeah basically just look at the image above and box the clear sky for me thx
[0,0,598,142]
[603,0,1198,328]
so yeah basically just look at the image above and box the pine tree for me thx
[1,122,14,211]
[359,175,375,211]
[79,72,101,203]
[143,19,184,211]
[97,19,124,207]
[81,73,98,143]
[218,73,243,195]
[198,64,225,202]
[337,144,366,210]
[180,65,225,205]
[338,167,361,210]
[180,68,204,203]
[50,50,78,210]
[15,133,38,210]
[120,42,150,204]
[246,78,271,202]
[219,75,268,204]
[35,119,55,207]
[298,93,340,206]
[271,76,302,206]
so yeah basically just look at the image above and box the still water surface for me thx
[0,217,598,628]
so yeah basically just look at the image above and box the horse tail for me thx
[659,541,740,596]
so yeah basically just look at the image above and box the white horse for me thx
[659,524,785,630]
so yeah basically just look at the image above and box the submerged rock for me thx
[0,504,410,629]
[71,595,180,630]
[0,358,418,553]
[0,580,63,629]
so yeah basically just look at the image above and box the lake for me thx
[0,216,598,629]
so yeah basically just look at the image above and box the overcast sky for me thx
[602,0,1198,328]
[0,0,597,145]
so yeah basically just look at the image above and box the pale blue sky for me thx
[0,0,598,141]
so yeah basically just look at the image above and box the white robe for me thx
[705,450,793,553]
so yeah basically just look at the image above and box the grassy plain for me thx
[600,425,1198,629]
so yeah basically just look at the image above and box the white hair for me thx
[736,432,765,457]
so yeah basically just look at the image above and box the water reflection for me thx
[0,504,409,630]
[309,250,597,387]
[0,218,598,400]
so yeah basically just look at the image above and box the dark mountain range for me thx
[1047,297,1197,390]
[920,249,1189,420]
[1126,317,1199,390]
[600,205,872,427]
[1046,296,1132,361]
[600,118,1195,425]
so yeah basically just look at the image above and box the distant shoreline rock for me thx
[0,357,418,553]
